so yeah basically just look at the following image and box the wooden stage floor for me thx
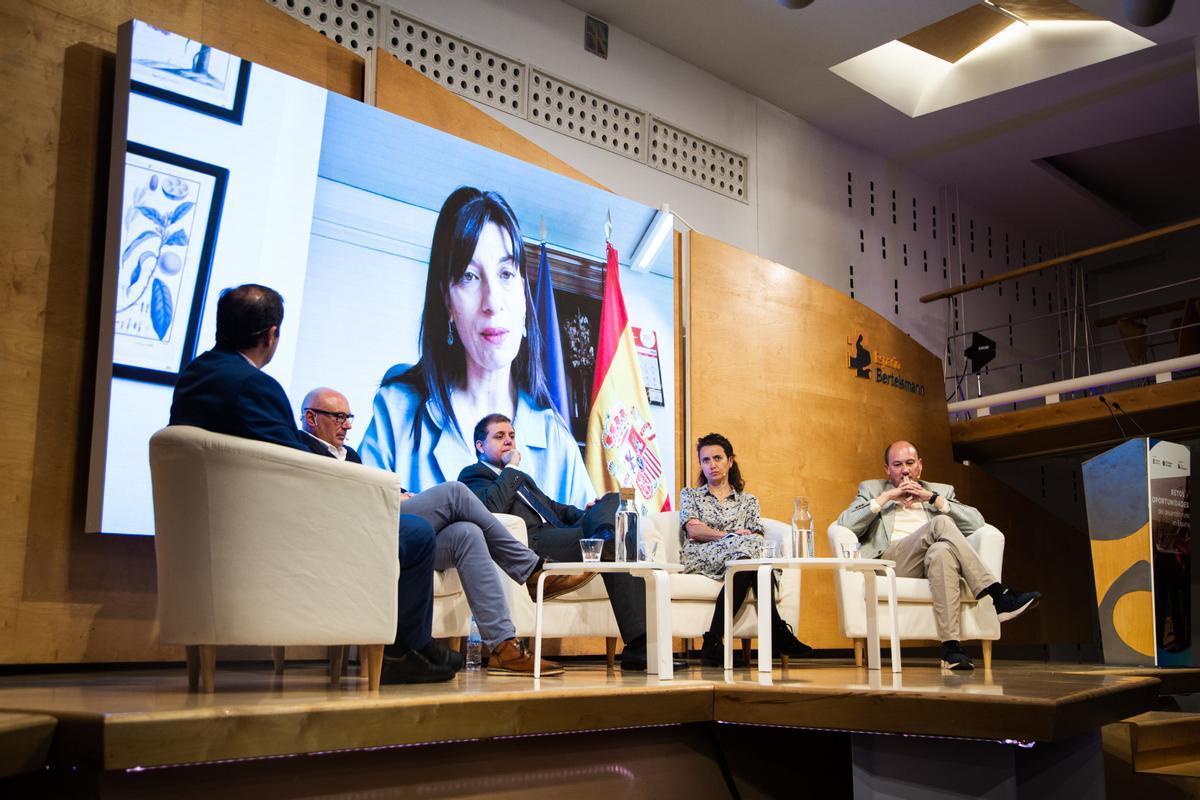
[0,658,1185,773]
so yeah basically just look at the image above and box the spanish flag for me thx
[584,243,671,512]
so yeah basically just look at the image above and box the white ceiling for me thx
[562,0,1200,247]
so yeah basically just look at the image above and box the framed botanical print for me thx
[112,143,227,384]
[130,22,251,123]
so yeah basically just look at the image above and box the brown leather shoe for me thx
[487,638,564,676]
[526,568,597,602]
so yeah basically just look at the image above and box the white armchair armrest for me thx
[966,524,1005,580]
[762,518,790,555]
[495,513,529,546]
[828,523,858,550]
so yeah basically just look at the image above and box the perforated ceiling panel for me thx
[649,118,747,203]
[528,69,646,164]
[384,11,526,116]
[261,2,749,203]
[266,0,379,54]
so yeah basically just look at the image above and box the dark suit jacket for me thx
[169,345,307,452]
[458,461,583,533]
[302,431,361,463]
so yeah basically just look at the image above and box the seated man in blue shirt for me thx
[169,284,454,683]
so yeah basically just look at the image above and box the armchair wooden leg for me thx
[362,644,384,691]
[741,639,752,663]
[853,639,864,667]
[605,637,617,669]
[197,645,216,693]
[328,645,347,686]
[272,646,285,675]
[982,640,993,671]
[185,645,200,690]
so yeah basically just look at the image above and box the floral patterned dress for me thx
[679,485,769,581]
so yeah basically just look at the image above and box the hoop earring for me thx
[447,320,456,346]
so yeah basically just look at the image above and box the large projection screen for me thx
[87,20,676,535]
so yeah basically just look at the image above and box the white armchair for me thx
[827,522,1005,668]
[149,426,402,691]
[430,511,799,663]
[647,512,800,649]
[431,514,624,646]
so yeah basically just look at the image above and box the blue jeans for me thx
[388,513,437,655]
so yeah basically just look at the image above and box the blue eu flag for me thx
[535,242,571,423]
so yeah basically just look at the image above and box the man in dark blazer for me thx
[169,284,454,684]
[459,413,686,672]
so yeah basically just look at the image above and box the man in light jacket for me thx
[837,440,1041,670]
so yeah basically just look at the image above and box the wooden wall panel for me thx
[688,232,1093,647]
[0,0,363,664]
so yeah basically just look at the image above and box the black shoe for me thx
[772,621,813,659]
[380,649,456,684]
[421,639,465,673]
[700,634,747,668]
[940,641,974,671]
[772,623,811,662]
[993,587,1041,623]
[619,644,689,672]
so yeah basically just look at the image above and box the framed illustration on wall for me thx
[130,22,251,123]
[633,326,666,407]
[113,142,227,385]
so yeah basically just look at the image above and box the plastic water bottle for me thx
[614,487,639,562]
[792,496,814,558]
[465,616,482,671]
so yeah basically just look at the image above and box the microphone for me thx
[1098,395,1129,441]
[1111,401,1150,438]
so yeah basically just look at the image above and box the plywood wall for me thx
[0,0,363,664]
[688,232,1093,647]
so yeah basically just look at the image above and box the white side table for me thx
[723,557,901,674]
[532,562,683,679]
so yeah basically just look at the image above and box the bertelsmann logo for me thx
[847,332,925,396]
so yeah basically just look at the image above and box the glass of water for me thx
[579,538,605,562]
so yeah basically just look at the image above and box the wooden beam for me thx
[920,217,1200,303]
[950,376,1200,461]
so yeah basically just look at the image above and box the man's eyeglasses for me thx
[305,408,354,425]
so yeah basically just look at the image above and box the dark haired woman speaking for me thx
[359,187,593,506]
[680,433,811,666]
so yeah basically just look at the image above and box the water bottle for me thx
[465,616,482,671]
[614,487,639,562]
[792,496,814,558]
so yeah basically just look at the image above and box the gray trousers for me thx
[401,482,541,647]
[880,515,997,642]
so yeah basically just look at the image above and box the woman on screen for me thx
[358,186,594,506]
[680,433,811,667]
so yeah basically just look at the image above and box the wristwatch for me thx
[928,491,940,507]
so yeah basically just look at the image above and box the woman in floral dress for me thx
[680,433,812,666]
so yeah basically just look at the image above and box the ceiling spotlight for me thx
[1122,0,1175,26]
[777,0,815,8]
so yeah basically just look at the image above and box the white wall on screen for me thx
[101,378,173,534]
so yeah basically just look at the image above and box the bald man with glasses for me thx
[301,387,590,677]
[300,387,360,463]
